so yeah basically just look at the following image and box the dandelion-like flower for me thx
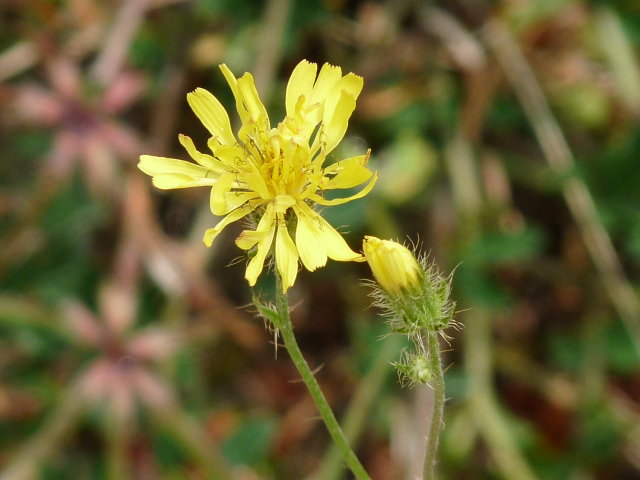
[139,60,376,291]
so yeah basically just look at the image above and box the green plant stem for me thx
[423,331,445,480]
[312,333,403,480]
[274,273,371,480]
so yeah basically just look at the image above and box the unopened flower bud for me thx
[394,350,432,386]
[363,236,421,295]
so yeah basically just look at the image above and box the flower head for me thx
[139,60,376,291]
[362,236,421,294]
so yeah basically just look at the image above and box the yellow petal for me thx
[236,203,275,250]
[362,236,421,294]
[324,151,372,189]
[202,201,260,247]
[308,63,343,110]
[275,219,298,292]
[296,203,361,262]
[245,229,276,286]
[241,170,271,199]
[209,172,235,215]
[209,143,248,169]
[138,155,209,178]
[284,62,347,139]
[245,243,272,286]
[294,206,328,271]
[285,60,317,118]
[186,88,235,145]
[178,134,226,172]
[214,191,260,217]
[273,194,296,214]
[237,73,269,127]
[219,64,269,129]
[236,230,267,251]
[310,171,378,206]
[323,73,363,127]
[244,205,276,286]
[151,174,217,189]
[138,155,217,189]
[324,90,356,154]
[219,64,242,118]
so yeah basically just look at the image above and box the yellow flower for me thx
[138,60,377,291]
[362,236,421,294]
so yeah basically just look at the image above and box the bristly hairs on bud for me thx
[365,245,458,340]
[393,348,432,387]
[363,238,459,389]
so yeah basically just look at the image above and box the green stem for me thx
[423,331,445,480]
[274,273,371,480]
[313,334,403,480]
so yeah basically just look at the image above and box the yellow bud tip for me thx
[362,235,421,294]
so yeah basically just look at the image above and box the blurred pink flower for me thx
[13,57,145,195]
[63,284,177,423]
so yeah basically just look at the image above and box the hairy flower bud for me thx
[363,236,455,337]
[394,350,432,386]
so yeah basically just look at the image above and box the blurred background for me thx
[2,0,640,479]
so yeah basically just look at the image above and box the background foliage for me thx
[1,0,640,479]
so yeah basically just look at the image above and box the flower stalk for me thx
[273,271,371,480]
[423,331,445,480]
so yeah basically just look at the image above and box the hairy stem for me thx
[423,332,445,480]
[274,272,370,480]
